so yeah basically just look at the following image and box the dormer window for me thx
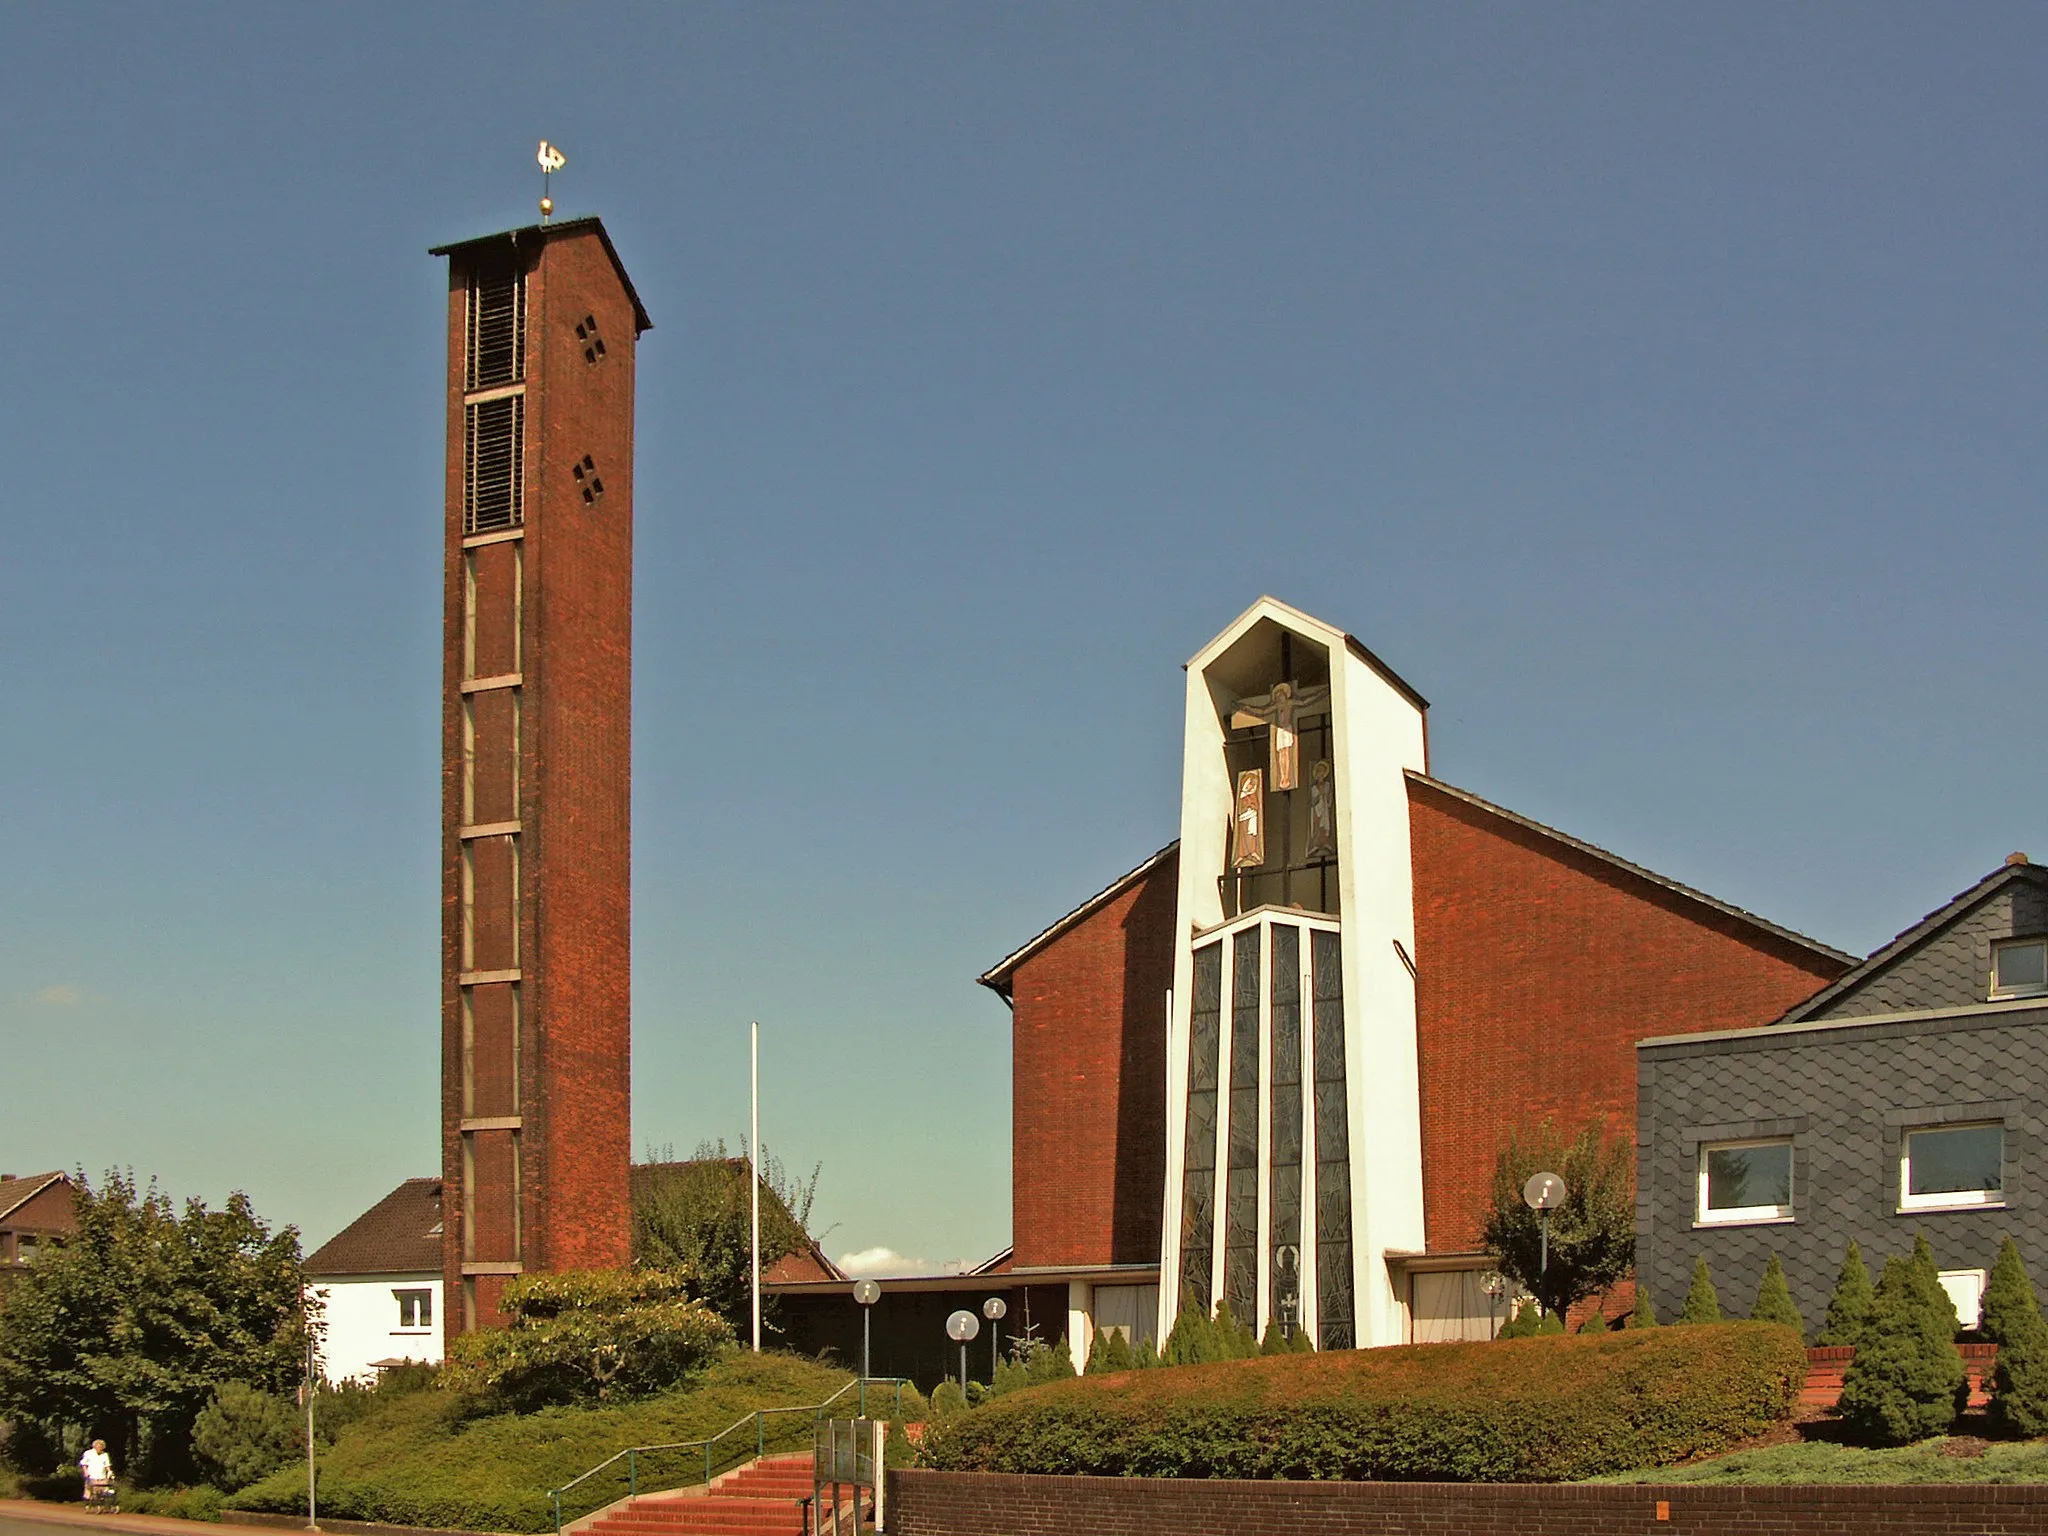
[1991,937,2048,999]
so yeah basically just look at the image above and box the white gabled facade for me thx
[309,1272,444,1384]
[1159,598,1429,1349]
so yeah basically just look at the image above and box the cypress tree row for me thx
[1680,1258,1722,1324]
[1817,1239,1874,1346]
[1750,1254,1804,1333]
[1837,1254,1965,1445]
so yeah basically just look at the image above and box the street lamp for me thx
[945,1309,980,1397]
[1522,1171,1567,1317]
[852,1279,881,1387]
[982,1296,1007,1381]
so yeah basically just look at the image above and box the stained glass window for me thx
[1223,927,1262,1324]
[1268,925,1304,1336]
[1310,928,1353,1349]
[1180,942,1223,1305]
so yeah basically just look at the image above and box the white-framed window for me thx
[1901,1122,2004,1210]
[395,1289,433,1330]
[1991,938,2048,999]
[1697,1139,1793,1225]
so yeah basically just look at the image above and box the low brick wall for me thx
[1801,1342,1997,1408]
[885,1469,2048,1536]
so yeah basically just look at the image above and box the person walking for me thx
[79,1440,114,1510]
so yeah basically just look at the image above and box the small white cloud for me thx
[32,984,85,1008]
[837,1246,968,1279]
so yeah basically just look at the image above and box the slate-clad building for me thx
[1638,857,2048,1330]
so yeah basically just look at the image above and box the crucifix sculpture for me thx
[1230,680,1331,791]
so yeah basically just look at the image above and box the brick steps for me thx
[584,1456,864,1536]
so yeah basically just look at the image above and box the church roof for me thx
[305,1178,443,1277]
[976,842,1180,997]
[1407,773,1857,968]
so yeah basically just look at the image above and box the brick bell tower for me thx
[430,217,650,1332]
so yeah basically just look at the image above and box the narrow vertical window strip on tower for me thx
[1180,942,1223,1309]
[1223,927,1262,1324]
[1267,924,1304,1334]
[1310,928,1354,1349]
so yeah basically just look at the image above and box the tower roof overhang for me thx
[430,215,652,334]
[1184,595,1430,714]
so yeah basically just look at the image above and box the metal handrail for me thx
[546,1376,912,1534]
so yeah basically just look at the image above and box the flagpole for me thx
[751,1020,761,1352]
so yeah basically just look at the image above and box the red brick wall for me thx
[887,1471,2047,1536]
[522,228,635,1278]
[1406,779,1848,1252]
[441,226,639,1326]
[1009,854,1177,1269]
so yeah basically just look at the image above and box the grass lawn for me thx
[1597,1435,2048,1485]
[226,1351,921,1532]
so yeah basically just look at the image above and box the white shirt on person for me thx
[80,1449,112,1482]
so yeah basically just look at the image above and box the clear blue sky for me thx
[4,4,2045,1273]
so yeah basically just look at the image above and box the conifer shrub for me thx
[918,1324,1806,1482]
[1836,1254,1965,1446]
[1085,1328,1136,1374]
[1495,1299,1540,1339]
[1161,1290,1220,1366]
[1212,1300,1260,1360]
[1983,1236,2048,1437]
[1289,1325,1314,1354]
[1534,1309,1565,1335]
[1680,1258,1721,1324]
[1910,1233,1962,1337]
[1258,1322,1289,1355]
[1631,1284,1658,1329]
[1749,1255,1803,1334]
[1817,1240,1873,1346]
[1578,1308,1608,1334]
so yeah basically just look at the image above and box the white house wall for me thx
[310,1272,443,1383]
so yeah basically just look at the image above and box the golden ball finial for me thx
[539,195,554,219]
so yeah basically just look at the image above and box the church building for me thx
[982,597,1853,1354]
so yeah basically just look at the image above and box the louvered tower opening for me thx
[463,263,527,535]
[467,268,527,389]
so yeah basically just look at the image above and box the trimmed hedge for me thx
[917,1323,1806,1483]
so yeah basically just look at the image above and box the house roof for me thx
[0,1172,69,1226]
[977,843,1179,998]
[1775,860,2048,1025]
[1406,773,1857,968]
[305,1179,443,1276]
[428,215,653,333]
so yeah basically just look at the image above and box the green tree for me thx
[191,1383,301,1491]
[1750,1254,1803,1333]
[0,1171,310,1484]
[1480,1119,1635,1320]
[1837,1254,1965,1445]
[1578,1308,1608,1334]
[1086,1327,1136,1373]
[1817,1240,1874,1346]
[1161,1289,1220,1365]
[1212,1300,1259,1360]
[631,1143,820,1340]
[1909,1233,1962,1338]
[1680,1258,1721,1324]
[1630,1284,1658,1329]
[444,1268,732,1411]
[1982,1237,2048,1436]
[1496,1299,1541,1340]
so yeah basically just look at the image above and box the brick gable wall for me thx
[1407,780,1847,1251]
[1008,855,1176,1269]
